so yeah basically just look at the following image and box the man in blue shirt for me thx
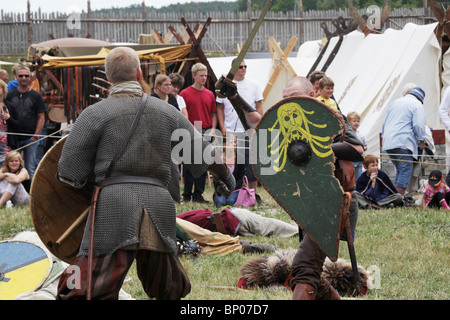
[7,64,19,92]
[381,87,426,197]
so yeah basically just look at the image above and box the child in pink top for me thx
[422,170,450,209]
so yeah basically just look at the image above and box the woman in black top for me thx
[151,74,179,111]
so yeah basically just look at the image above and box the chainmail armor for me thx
[58,95,211,256]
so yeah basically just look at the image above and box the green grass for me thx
[1,185,449,300]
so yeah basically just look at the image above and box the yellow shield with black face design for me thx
[251,97,344,260]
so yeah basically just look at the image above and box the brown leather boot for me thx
[292,283,316,300]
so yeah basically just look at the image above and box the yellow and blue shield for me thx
[0,240,53,300]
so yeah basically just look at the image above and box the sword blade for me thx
[226,0,272,79]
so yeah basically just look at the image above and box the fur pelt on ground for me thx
[238,248,373,296]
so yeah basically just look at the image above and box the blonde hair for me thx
[105,47,141,84]
[2,151,25,173]
[154,74,171,88]
[191,63,207,75]
[0,79,7,98]
[347,111,361,122]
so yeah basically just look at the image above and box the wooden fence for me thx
[0,6,438,56]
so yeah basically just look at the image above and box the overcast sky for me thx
[1,0,229,13]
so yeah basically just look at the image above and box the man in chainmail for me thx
[56,47,235,300]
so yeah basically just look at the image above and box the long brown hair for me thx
[139,79,151,95]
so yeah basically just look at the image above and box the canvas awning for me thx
[38,44,193,72]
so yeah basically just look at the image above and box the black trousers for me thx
[182,168,207,199]
[428,191,450,208]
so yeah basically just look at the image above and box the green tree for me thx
[317,0,348,10]
[108,1,431,14]
[237,0,429,11]
[271,0,298,11]
[237,0,300,12]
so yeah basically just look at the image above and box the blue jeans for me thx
[16,138,38,181]
[213,191,238,207]
[353,162,362,182]
[386,148,414,189]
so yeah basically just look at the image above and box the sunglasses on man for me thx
[18,74,30,78]
[238,65,247,69]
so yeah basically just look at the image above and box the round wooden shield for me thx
[0,240,53,300]
[252,97,344,261]
[30,136,92,264]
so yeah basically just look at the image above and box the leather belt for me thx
[97,175,167,189]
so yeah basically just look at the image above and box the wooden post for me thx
[87,0,93,38]
[27,0,32,47]
[247,0,252,51]
[142,1,148,35]
[196,3,200,23]
[298,0,304,45]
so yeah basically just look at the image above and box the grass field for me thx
[1,184,448,300]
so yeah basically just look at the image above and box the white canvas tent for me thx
[209,23,443,158]
[292,39,324,75]
[302,23,442,156]
[440,43,450,164]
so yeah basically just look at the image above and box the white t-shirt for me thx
[439,86,450,131]
[176,95,187,113]
[216,77,263,133]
